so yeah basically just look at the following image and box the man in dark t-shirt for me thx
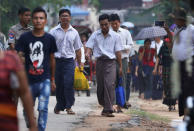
[16,7,57,131]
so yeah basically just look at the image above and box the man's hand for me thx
[152,68,157,75]
[78,64,84,72]
[85,52,91,61]
[51,80,56,92]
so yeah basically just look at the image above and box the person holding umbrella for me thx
[135,39,159,100]
[165,8,194,117]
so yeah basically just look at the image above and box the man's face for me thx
[32,12,47,30]
[111,20,120,31]
[175,18,186,28]
[100,19,110,34]
[59,12,71,25]
[19,11,31,25]
[144,41,151,48]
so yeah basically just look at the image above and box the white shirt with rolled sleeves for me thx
[86,29,123,59]
[172,24,194,61]
[49,24,82,59]
[114,27,134,59]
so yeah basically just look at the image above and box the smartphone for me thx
[155,20,165,27]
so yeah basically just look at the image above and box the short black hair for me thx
[144,38,151,44]
[18,7,30,15]
[110,14,120,22]
[99,14,110,22]
[32,7,47,18]
[59,9,71,16]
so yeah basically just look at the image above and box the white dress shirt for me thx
[114,27,134,59]
[172,24,194,61]
[49,24,82,59]
[151,40,163,63]
[151,40,163,54]
[86,29,123,59]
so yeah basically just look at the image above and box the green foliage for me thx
[126,0,191,27]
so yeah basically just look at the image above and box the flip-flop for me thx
[66,109,75,115]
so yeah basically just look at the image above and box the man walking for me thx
[16,7,57,131]
[50,9,82,115]
[8,7,32,50]
[165,8,194,117]
[86,14,123,117]
[110,14,133,109]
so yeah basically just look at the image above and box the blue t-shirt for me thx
[16,31,57,84]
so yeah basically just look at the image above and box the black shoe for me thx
[101,112,115,117]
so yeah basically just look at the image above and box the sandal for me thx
[101,112,115,117]
[66,108,75,115]
[54,107,60,114]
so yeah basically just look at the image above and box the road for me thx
[18,91,98,131]
[17,91,183,131]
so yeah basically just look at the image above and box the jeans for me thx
[142,65,154,99]
[24,79,50,131]
[126,73,131,101]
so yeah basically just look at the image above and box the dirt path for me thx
[74,93,182,131]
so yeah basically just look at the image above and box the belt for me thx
[55,57,73,61]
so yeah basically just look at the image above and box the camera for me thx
[155,20,165,27]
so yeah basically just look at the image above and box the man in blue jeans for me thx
[16,7,57,131]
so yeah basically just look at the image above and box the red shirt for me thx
[139,47,156,67]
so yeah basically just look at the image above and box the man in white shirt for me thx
[50,9,82,115]
[110,14,134,109]
[165,8,194,117]
[85,14,123,117]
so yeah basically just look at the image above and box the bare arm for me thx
[153,55,159,75]
[50,53,56,91]
[164,25,173,47]
[16,70,37,131]
[138,47,145,61]
[18,51,25,64]
[9,43,15,50]
[85,47,92,60]
[116,51,122,77]
[76,49,82,68]
[135,65,139,77]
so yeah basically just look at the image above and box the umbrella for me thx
[121,22,135,28]
[134,26,167,40]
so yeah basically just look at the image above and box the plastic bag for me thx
[115,78,125,107]
[74,67,89,90]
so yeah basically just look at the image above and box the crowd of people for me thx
[0,4,194,131]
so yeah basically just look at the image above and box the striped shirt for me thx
[86,29,123,59]
[0,51,23,116]
[0,51,23,131]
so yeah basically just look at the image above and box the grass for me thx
[126,109,170,123]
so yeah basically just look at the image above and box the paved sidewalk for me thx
[18,92,98,131]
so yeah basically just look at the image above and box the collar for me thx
[17,23,31,30]
[110,27,122,33]
[97,29,112,37]
[57,24,73,31]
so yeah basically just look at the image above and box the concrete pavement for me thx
[18,91,98,131]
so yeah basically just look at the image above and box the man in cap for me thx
[8,7,32,50]
[165,8,194,117]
